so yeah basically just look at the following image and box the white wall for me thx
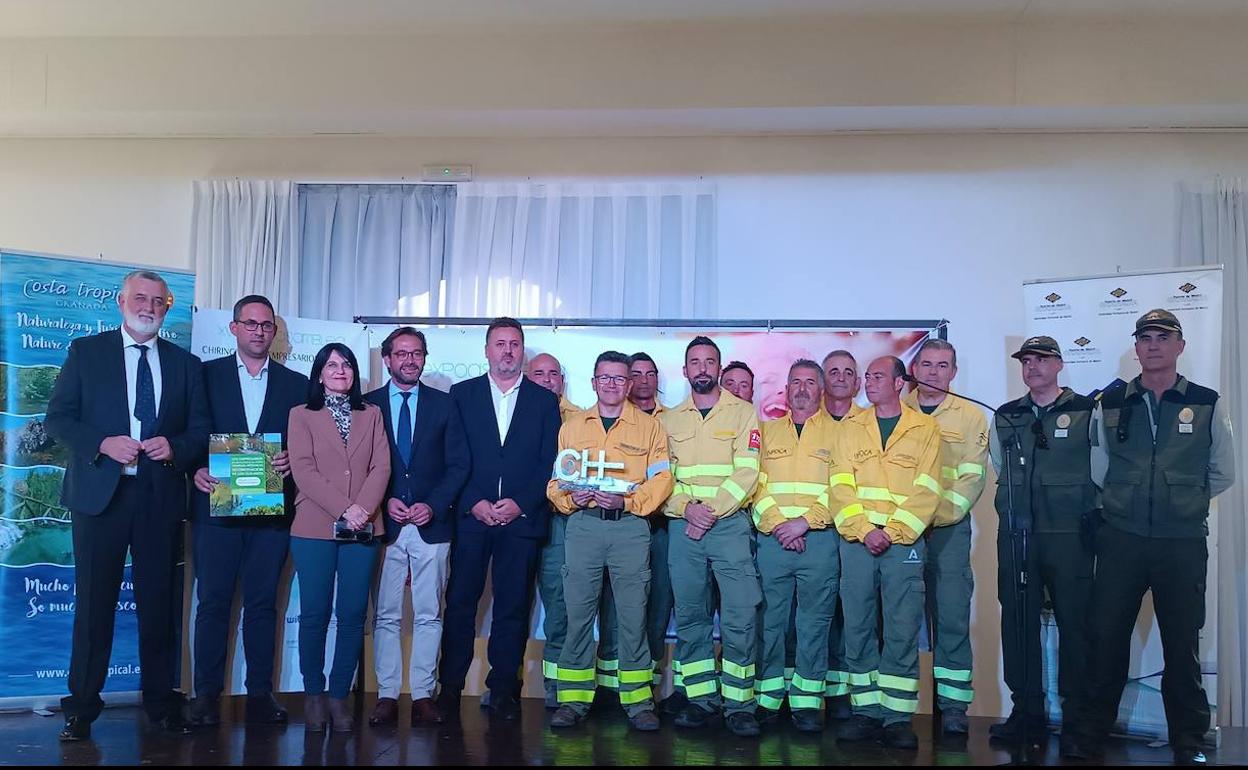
[4,131,1246,713]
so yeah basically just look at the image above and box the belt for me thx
[581,507,626,521]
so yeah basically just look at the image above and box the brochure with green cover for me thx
[207,433,285,517]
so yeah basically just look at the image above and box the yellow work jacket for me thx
[661,391,761,520]
[752,410,837,533]
[903,391,989,527]
[829,403,942,546]
[547,401,674,518]
[559,395,583,424]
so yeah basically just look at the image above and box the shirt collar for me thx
[389,380,419,401]
[489,374,522,398]
[236,352,269,378]
[120,325,156,351]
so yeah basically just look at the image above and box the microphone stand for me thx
[902,375,1038,765]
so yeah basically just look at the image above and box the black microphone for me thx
[901,373,1001,417]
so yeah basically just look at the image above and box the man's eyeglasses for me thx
[237,320,276,333]
[594,375,629,386]
[389,350,426,361]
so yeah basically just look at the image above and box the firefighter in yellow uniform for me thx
[821,350,864,715]
[530,352,589,707]
[752,359,840,733]
[598,352,682,705]
[830,356,942,750]
[548,351,674,731]
[661,336,763,738]
[904,339,988,735]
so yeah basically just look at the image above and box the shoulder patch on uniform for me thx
[748,429,761,452]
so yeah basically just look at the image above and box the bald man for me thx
[529,352,610,707]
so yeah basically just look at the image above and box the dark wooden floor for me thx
[3,694,1244,766]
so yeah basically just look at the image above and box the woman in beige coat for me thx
[288,343,390,732]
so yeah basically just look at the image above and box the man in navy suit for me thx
[45,270,210,741]
[184,295,309,728]
[365,327,469,727]
[437,318,560,721]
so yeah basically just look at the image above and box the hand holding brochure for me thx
[207,433,285,517]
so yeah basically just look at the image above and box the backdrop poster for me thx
[0,249,194,703]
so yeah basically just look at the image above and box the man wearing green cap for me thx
[1078,309,1235,766]
[989,335,1098,758]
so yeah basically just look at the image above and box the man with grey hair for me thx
[46,269,210,741]
[903,337,988,736]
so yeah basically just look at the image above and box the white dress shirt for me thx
[237,353,270,434]
[488,374,522,445]
[120,325,162,475]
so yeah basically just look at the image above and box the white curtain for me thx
[1178,177,1248,728]
[297,184,455,322]
[190,180,299,312]
[444,182,716,318]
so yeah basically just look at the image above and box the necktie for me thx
[134,343,157,440]
[397,391,413,467]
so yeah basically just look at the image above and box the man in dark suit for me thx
[184,295,309,728]
[437,317,560,721]
[365,327,469,727]
[45,269,210,741]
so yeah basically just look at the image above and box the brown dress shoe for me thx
[369,697,398,726]
[411,697,445,726]
[304,694,328,733]
[327,697,354,733]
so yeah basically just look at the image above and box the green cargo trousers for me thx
[556,510,655,717]
[668,513,762,717]
[754,528,839,713]
[926,514,974,712]
[840,535,926,726]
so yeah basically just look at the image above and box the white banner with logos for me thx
[189,307,372,695]
[1022,266,1224,737]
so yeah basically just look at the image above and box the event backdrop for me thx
[1023,265,1224,738]
[0,249,195,703]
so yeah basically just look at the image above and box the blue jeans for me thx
[290,536,379,698]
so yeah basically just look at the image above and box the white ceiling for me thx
[0,0,1244,37]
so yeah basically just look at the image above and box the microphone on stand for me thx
[901,372,1040,764]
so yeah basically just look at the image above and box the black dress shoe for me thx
[58,716,91,742]
[245,693,289,725]
[1174,748,1208,765]
[436,690,462,721]
[151,712,192,735]
[490,694,521,721]
[185,695,221,728]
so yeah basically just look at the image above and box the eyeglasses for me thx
[594,375,629,386]
[237,320,276,333]
[1031,419,1049,450]
[388,350,426,361]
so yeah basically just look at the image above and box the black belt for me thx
[581,507,626,521]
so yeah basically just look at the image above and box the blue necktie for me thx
[134,343,157,440]
[397,391,413,467]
